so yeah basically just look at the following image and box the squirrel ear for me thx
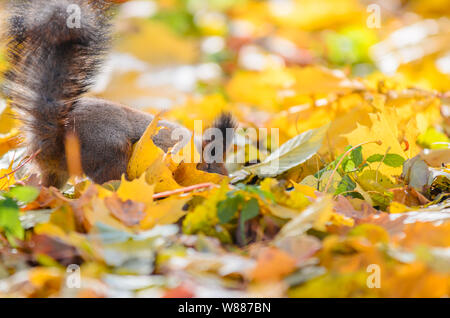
[211,112,237,153]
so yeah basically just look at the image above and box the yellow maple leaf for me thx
[140,197,191,230]
[345,104,409,180]
[127,113,165,179]
[173,162,226,187]
[117,174,155,207]
[144,156,181,193]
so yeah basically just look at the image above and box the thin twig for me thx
[152,182,216,199]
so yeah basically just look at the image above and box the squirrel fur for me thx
[3,0,236,188]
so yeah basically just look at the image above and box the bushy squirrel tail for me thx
[3,0,112,155]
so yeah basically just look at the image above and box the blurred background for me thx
[2,0,448,111]
[92,0,449,105]
[0,0,449,168]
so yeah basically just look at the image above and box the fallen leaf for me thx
[117,174,155,207]
[140,197,190,230]
[105,194,145,227]
[173,162,225,186]
[251,247,296,281]
[240,124,329,177]
[127,114,164,180]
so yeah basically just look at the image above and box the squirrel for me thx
[3,0,236,188]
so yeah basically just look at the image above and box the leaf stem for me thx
[376,146,391,183]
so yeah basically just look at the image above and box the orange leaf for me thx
[251,247,296,281]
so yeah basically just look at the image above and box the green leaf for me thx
[217,195,244,224]
[7,186,40,204]
[367,153,405,167]
[239,198,260,243]
[240,123,329,177]
[367,154,384,163]
[346,191,365,200]
[335,175,356,196]
[0,198,24,244]
[235,184,275,203]
[342,158,356,172]
[240,198,260,224]
[350,146,363,167]
[370,191,393,211]
[383,154,405,167]
[152,9,198,36]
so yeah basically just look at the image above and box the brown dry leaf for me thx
[105,194,145,227]
[33,222,91,257]
[333,195,364,220]
[390,186,430,207]
[356,213,407,237]
[82,196,135,234]
[27,234,80,265]
[70,185,108,232]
